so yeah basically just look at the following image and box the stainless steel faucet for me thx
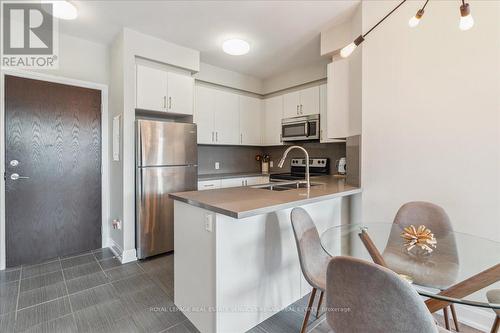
[277,145,310,188]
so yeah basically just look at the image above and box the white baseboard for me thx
[454,304,496,332]
[108,238,137,264]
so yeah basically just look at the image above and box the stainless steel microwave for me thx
[281,114,320,141]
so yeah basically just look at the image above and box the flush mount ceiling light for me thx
[340,0,475,58]
[222,39,250,56]
[43,0,78,20]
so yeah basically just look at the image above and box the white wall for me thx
[360,0,500,241]
[195,62,263,94]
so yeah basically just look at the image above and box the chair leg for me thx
[316,291,324,318]
[491,316,500,333]
[450,304,459,331]
[443,307,450,330]
[300,288,317,333]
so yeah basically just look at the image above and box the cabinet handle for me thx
[168,97,172,109]
[296,105,299,115]
[212,131,214,142]
[163,96,166,109]
[216,131,218,142]
[245,180,248,186]
[204,184,214,187]
[280,133,282,143]
[300,104,303,114]
[240,133,243,144]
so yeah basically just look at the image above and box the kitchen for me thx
[0,1,498,333]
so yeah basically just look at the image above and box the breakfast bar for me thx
[170,176,361,333]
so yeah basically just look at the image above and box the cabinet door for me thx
[136,64,168,112]
[239,96,262,145]
[299,86,319,116]
[327,60,349,139]
[214,90,240,145]
[262,96,283,145]
[283,91,301,118]
[194,85,215,144]
[198,180,221,191]
[220,178,245,188]
[167,72,194,115]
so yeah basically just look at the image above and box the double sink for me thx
[251,181,320,191]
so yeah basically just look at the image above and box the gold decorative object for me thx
[401,225,437,253]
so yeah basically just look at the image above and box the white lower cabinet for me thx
[197,179,222,191]
[198,175,269,190]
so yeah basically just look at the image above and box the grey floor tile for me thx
[0,311,16,332]
[59,251,93,260]
[138,254,173,273]
[97,257,121,270]
[18,281,67,310]
[93,248,116,261]
[104,263,143,281]
[22,260,61,280]
[111,273,155,295]
[307,318,331,333]
[73,299,130,333]
[120,285,173,313]
[60,254,96,269]
[65,271,109,295]
[0,281,19,315]
[22,314,77,333]
[69,283,118,312]
[132,306,186,333]
[15,296,71,331]
[290,292,325,326]
[62,261,101,280]
[0,268,21,285]
[259,308,305,333]
[20,271,63,293]
[163,320,200,333]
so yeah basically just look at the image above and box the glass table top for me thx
[320,223,500,310]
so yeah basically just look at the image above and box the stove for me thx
[270,158,330,181]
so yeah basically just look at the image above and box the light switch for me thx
[270,161,274,168]
[215,162,220,170]
[204,214,213,232]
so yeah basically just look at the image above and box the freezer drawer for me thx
[137,120,197,167]
[136,165,197,258]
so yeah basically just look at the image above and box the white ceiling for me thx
[65,1,359,79]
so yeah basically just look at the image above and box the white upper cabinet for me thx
[136,64,168,112]
[194,85,215,144]
[262,95,283,146]
[299,86,319,116]
[167,71,194,115]
[326,60,349,139]
[136,63,194,115]
[239,96,262,145]
[214,89,240,145]
[283,86,320,118]
[283,91,301,118]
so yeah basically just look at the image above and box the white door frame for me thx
[0,69,110,270]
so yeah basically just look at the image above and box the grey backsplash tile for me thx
[197,142,346,176]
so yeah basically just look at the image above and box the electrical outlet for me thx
[215,162,220,170]
[112,219,121,230]
[204,214,213,232]
[270,161,274,168]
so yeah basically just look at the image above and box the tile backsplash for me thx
[198,142,346,176]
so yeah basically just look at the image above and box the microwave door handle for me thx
[304,122,309,137]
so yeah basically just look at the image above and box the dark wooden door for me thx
[4,75,102,267]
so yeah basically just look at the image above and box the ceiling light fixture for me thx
[339,0,475,58]
[43,0,78,20]
[408,0,429,28]
[222,39,250,56]
[459,1,474,31]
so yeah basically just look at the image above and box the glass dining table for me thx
[320,223,500,311]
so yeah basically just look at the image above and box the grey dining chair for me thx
[291,207,331,333]
[486,289,500,333]
[383,201,460,331]
[325,256,452,333]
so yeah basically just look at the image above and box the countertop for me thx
[198,172,269,181]
[170,175,361,219]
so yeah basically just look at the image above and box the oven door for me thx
[282,116,320,141]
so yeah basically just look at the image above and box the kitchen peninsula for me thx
[170,176,361,333]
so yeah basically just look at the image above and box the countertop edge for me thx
[170,187,362,219]
[198,172,270,181]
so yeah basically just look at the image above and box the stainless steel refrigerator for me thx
[136,119,197,259]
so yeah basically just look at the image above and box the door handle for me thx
[10,173,29,180]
